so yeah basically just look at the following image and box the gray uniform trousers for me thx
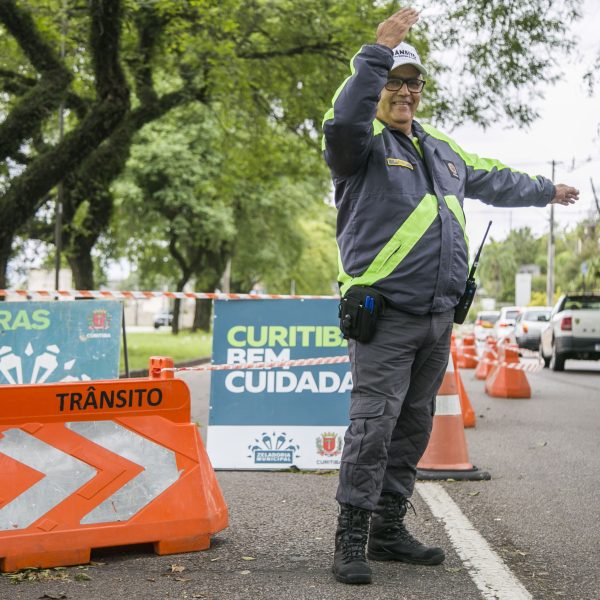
[336,306,454,511]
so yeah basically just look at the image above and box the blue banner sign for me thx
[0,301,122,384]
[207,299,351,469]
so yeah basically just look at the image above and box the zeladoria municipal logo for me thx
[247,431,300,464]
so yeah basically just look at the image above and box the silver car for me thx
[514,308,552,350]
[494,306,522,342]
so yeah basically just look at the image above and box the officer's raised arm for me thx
[322,8,419,177]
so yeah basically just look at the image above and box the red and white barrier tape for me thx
[0,289,337,301]
[163,353,544,374]
[164,355,350,373]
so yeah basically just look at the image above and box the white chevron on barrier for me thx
[0,429,96,531]
[68,421,180,524]
[0,421,182,530]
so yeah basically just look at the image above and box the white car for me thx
[514,307,552,350]
[473,310,500,341]
[540,292,600,371]
[494,306,522,342]
[539,293,600,371]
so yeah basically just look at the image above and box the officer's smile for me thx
[376,64,421,134]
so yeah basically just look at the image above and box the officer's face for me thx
[376,65,422,133]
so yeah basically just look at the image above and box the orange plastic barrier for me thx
[457,334,478,369]
[450,345,475,428]
[475,337,497,380]
[417,358,490,481]
[0,356,227,572]
[485,343,531,399]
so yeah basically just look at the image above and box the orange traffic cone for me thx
[417,359,490,481]
[485,343,531,399]
[475,337,497,380]
[450,345,476,428]
[457,334,478,369]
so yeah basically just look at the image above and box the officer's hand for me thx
[551,184,579,206]
[376,7,419,49]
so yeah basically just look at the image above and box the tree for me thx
[0,0,129,287]
[1,0,584,291]
[111,99,332,332]
[478,237,518,302]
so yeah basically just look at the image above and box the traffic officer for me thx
[322,7,579,585]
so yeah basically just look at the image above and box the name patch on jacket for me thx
[445,161,460,179]
[387,158,414,170]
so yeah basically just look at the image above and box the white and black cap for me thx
[391,42,427,77]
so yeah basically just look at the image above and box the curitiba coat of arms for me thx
[316,432,343,457]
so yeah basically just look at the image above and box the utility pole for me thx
[54,1,67,291]
[546,160,561,306]
[591,178,599,217]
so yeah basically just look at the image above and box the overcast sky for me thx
[435,0,600,248]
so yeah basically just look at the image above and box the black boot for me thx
[332,503,372,584]
[367,493,445,565]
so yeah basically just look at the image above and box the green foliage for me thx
[478,221,600,304]
[1,0,586,293]
[430,0,582,127]
[112,100,335,293]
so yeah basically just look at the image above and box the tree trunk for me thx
[192,300,212,332]
[171,274,192,335]
[0,234,13,290]
[67,252,94,290]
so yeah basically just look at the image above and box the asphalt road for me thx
[1,358,598,599]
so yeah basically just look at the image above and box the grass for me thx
[120,329,212,374]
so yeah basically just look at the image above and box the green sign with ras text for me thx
[0,300,122,384]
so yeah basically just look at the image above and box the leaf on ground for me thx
[239,570,251,575]
[529,441,548,449]
[445,566,462,574]
[468,491,480,496]
[169,565,186,573]
[74,573,91,582]
[6,568,70,584]
[241,556,255,561]
[173,577,192,582]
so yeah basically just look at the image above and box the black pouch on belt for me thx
[338,286,386,343]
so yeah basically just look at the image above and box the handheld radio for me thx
[453,220,492,324]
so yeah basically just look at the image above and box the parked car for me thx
[494,306,522,341]
[514,307,552,350]
[473,310,500,341]
[539,293,600,371]
[153,312,173,329]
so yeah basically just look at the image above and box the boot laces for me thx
[384,498,422,547]
[338,509,369,561]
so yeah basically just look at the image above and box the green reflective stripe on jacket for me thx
[338,247,349,284]
[321,48,362,151]
[322,117,384,151]
[412,137,423,158]
[373,119,385,136]
[443,194,469,255]
[421,123,537,181]
[339,194,439,295]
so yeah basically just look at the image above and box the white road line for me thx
[416,483,532,600]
